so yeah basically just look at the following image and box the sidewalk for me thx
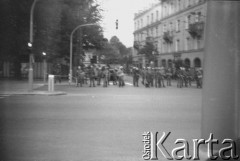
[0,79,66,96]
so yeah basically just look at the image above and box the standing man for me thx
[141,67,146,85]
[132,67,136,86]
[159,67,166,88]
[89,66,95,87]
[133,67,140,87]
[145,67,151,87]
[149,68,154,87]
[166,67,172,86]
[117,66,125,87]
[96,67,102,86]
[103,66,109,87]
[154,68,158,88]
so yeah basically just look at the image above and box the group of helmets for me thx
[180,67,186,70]
[142,66,165,70]
[132,67,139,70]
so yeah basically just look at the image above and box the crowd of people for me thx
[75,65,125,88]
[73,64,203,89]
[132,66,203,88]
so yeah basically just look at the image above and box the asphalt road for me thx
[0,82,202,161]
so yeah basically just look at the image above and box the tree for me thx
[139,41,156,63]
[110,36,128,56]
[0,0,33,78]
[95,36,129,65]
[58,0,104,62]
[96,42,120,65]
[0,0,104,78]
[34,0,62,61]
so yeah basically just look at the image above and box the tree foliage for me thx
[0,0,104,78]
[139,41,156,62]
[95,36,130,65]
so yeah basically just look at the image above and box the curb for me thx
[0,91,67,96]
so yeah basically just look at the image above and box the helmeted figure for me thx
[181,67,188,87]
[117,66,125,87]
[76,66,85,87]
[133,67,140,87]
[113,68,118,85]
[96,67,102,85]
[141,67,146,85]
[88,66,96,87]
[159,67,166,88]
[166,67,172,86]
[145,67,151,87]
[195,68,203,88]
[177,67,184,88]
[154,68,158,88]
[155,68,161,88]
[149,68,154,87]
[102,66,109,87]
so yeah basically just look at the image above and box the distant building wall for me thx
[133,0,206,68]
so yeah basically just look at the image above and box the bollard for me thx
[48,75,54,92]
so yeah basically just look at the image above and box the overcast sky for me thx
[97,0,159,47]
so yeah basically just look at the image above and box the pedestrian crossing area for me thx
[108,82,133,86]
[0,94,10,99]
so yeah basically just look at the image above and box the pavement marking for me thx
[124,82,133,86]
[97,82,133,86]
[0,94,10,99]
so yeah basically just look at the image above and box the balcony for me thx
[146,36,154,44]
[188,21,204,39]
[133,41,140,50]
[163,31,173,43]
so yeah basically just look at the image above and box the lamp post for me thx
[42,52,47,83]
[69,23,98,84]
[28,0,39,91]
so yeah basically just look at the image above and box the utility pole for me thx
[69,23,98,84]
[28,0,39,91]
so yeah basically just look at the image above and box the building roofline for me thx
[134,2,161,20]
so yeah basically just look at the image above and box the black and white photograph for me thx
[0,0,239,160]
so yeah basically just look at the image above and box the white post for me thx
[48,75,54,92]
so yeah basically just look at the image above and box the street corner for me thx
[28,90,67,96]
[9,90,67,96]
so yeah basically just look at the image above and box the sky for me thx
[97,0,159,47]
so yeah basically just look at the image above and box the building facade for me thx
[133,0,206,69]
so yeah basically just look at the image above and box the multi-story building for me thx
[133,0,206,69]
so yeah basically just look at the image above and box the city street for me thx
[0,81,202,161]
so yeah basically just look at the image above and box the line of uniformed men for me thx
[132,66,203,88]
[76,65,125,87]
[132,67,171,88]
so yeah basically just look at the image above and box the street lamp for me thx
[42,52,47,83]
[28,0,40,91]
[69,23,99,84]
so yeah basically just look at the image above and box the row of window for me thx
[135,11,203,32]
[161,57,202,68]
[162,0,204,18]
[135,11,203,43]
[164,12,203,32]
[159,38,203,53]
[135,0,204,30]
[136,37,203,54]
